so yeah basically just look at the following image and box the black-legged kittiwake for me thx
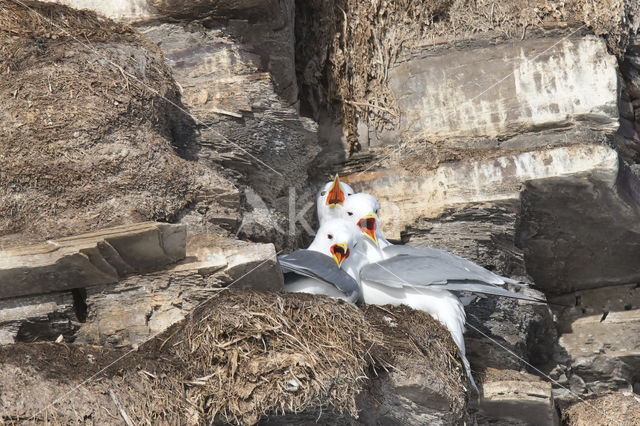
[280,219,364,303]
[341,192,547,390]
[316,175,355,225]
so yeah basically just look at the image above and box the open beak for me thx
[325,175,345,208]
[330,242,350,267]
[357,212,378,246]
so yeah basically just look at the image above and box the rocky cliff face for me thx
[1,0,640,424]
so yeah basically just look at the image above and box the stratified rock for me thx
[0,222,186,299]
[385,36,617,143]
[518,163,640,295]
[347,144,619,241]
[135,16,318,248]
[477,368,558,425]
[550,284,640,397]
[73,236,283,347]
[0,292,75,344]
[0,233,282,346]
[464,295,554,375]
[138,22,318,204]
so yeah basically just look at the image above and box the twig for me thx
[109,390,134,426]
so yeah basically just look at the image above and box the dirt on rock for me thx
[0,0,239,249]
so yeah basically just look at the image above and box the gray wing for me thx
[383,245,519,285]
[362,253,545,303]
[278,250,360,300]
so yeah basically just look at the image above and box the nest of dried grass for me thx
[561,392,640,426]
[121,291,466,424]
[0,0,237,248]
[140,291,382,424]
[363,304,469,420]
[296,0,639,152]
[0,291,468,425]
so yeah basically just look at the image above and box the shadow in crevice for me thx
[71,288,88,323]
[163,89,201,162]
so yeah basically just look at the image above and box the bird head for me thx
[317,175,355,224]
[308,219,361,268]
[343,193,382,247]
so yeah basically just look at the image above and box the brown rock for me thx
[550,284,640,395]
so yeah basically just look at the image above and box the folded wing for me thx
[278,249,360,301]
[361,249,545,303]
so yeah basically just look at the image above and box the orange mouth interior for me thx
[325,178,345,207]
[358,217,377,244]
[330,244,349,266]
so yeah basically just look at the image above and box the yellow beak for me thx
[325,175,345,208]
[330,242,350,267]
[357,212,379,246]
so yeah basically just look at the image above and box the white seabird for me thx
[316,175,355,225]
[341,193,546,390]
[280,219,364,303]
[342,193,542,301]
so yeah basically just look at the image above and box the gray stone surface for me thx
[477,369,558,426]
[0,237,281,347]
[549,284,640,397]
[518,167,640,295]
[139,21,319,249]
[347,144,619,241]
[139,22,318,199]
[386,36,618,142]
[0,293,75,345]
[0,222,186,299]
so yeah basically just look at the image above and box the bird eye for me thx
[347,193,353,196]
[353,241,358,247]
[347,211,353,216]
[321,190,327,196]
[327,234,333,240]
[375,209,379,214]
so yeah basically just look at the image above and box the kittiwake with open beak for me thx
[341,192,547,390]
[342,193,543,302]
[280,219,364,303]
[317,175,355,225]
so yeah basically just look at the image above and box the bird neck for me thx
[376,228,391,249]
[342,249,367,282]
